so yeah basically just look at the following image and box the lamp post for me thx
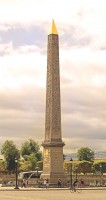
[99,163,102,174]
[70,158,73,189]
[99,163,102,186]
[14,159,19,189]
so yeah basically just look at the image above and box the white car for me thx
[6,181,16,186]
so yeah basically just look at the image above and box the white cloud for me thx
[0,43,46,90]
[0,0,106,154]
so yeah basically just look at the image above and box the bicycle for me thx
[69,184,82,193]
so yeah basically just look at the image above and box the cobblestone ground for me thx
[0,190,106,200]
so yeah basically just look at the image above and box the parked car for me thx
[6,181,16,186]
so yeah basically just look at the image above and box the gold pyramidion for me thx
[49,19,58,35]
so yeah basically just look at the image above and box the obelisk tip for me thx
[49,19,58,35]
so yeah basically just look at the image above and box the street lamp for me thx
[14,158,19,189]
[99,163,102,186]
[70,158,73,189]
[99,164,102,174]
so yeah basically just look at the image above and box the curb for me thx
[0,187,106,191]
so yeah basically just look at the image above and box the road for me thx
[0,189,106,200]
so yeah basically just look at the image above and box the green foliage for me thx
[19,160,29,172]
[20,139,42,161]
[25,153,38,170]
[93,162,106,174]
[20,139,42,170]
[1,140,20,172]
[77,147,94,162]
[64,161,76,173]
[64,162,70,172]
[0,160,5,171]
[77,160,93,174]
[19,160,43,172]
[36,161,43,171]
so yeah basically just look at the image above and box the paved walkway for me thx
[0,189,106,200]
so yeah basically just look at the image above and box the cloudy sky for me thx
[0,0,106,154]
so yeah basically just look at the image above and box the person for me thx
[22,178,26,187]
[46,178,49,188]
[43,179,47,189]
[80,179,84,187]
[73,179,78,192]
[25,179,28,188]
[57,179,61,188]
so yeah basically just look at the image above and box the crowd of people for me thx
[21,177,84,189]
[21,177,62,188]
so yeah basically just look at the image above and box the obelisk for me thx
[41,20,66,184]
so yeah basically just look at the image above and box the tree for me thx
[64,161,71,173]
[20,139,42,161]
[77,147,94,162]
[36,161,43,171]
[93,162,106,174]
[24,153,38,170]
[0,160,5,172]
[19,160,29,172]
[1,140,20,173]
[77,161,93,174]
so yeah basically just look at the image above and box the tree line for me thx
[0,140,106,175]
[64,147,106,175]
[0,139,42,173]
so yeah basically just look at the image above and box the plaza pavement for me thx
[0,188,106,200]
[0,186,106,191]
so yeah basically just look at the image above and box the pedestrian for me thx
[22,178,26,187]
[25,179,28,187]
[80,179,84,187]
[43,179,47,189]
[46,178,49,188]
[57,179,61,188]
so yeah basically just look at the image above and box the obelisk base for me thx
[41,142,67,185]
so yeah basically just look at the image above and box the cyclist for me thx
[73,179,78,192]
